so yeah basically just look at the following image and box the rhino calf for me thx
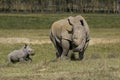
[8,44,35,63]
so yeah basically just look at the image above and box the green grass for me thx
[0,27,120,80]
[0,14,74,29]
[0,43,120,80]
[90,28,120,38]
[85,14,120,28]
[0,29,49,38]
[0,13,120,29]
[0,28,120,39]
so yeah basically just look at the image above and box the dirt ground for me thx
[0,37,120,45]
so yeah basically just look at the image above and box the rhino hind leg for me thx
[50,34,62,58]
[8,58,14,63]
[8,59,18,63]
[8,56,16,63]
[56,44,63,58]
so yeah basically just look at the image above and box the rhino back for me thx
[8,49,27,61]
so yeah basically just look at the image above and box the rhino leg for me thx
[56,43,63,58]
[25,55,32,63]
[79,40,89,60]
[8,56,16,63]
[50,35,62,58]
[79,50,85,60]
[8,56,11,63]
[61,39,70,59]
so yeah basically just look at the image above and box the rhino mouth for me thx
[28,52,35,56]
[72,44,83,52]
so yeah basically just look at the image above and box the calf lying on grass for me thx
[8,44,35,63]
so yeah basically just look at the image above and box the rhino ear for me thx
[24,44,27,49]
[68,16,74,26]
[80,20,84,26]
[75,15,84,26]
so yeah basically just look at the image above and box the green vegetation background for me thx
[0,14,120,29]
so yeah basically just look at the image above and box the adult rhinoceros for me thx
[50,15,90,60]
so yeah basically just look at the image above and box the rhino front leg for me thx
[79,41,89,60]
[25,55,32,63]
[61,39,70,59]
[79,51,84,60]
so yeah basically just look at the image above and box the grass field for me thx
[0,14,120,80]
[0,13,120,29]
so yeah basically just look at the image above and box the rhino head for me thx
[24,44,35,56]
[68,16,86,52]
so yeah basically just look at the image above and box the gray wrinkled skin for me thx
[50,15,90,60]
[8,44,35,63]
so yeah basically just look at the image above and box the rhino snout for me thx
[28,50,35,56]
[73,39,80,46]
